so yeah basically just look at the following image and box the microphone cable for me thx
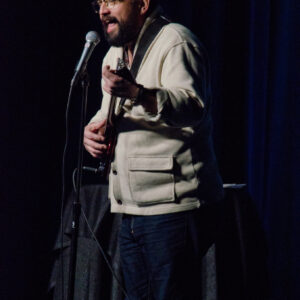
[60,82,75,300]
[59,74,130,300]
[72,168,130,299]
[59,29,130,299]
[60,30,100,300]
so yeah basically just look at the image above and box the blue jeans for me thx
[119,207,219,300]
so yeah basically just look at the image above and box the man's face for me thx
[100,0,143,47]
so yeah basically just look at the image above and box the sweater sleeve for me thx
[154,41,211,127]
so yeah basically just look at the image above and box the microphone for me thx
[71,31,100,86]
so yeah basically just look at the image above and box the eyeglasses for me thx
[91,0,123,13]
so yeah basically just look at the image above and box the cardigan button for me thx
[117,199,122,205]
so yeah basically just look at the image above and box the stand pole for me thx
[67,73,90,300]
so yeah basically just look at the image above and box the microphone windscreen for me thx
[86,31,100,44]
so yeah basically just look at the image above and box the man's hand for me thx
[83,120,107,158]
[102,65,139,99]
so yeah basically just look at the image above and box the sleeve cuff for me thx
[140,88,170,122]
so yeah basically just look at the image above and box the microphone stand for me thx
[67,71,89,300]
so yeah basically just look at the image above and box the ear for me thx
[139,0,150,16]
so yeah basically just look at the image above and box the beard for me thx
[102,9,140,47]
[103,20,138,47]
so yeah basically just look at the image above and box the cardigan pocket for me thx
[128,156,175,206]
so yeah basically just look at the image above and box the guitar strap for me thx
[117,16,170,112]
[100,16,169,176]
[130,16,169,78]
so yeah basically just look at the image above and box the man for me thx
[84,0,223,299]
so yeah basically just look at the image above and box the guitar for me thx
[97,58,133,178]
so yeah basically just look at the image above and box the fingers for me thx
[84,131,105,143]
[84,140,107,158]
[88,119,107,132]
[84,120,107,158]
[103,65,121,84]
[87,120,107,139]
[102,65,130,96]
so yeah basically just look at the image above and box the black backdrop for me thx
[1,0,299,299]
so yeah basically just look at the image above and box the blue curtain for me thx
[167,0,300,298]
[246,0,299,299]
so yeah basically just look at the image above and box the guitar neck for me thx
[104,58,130,131]
[107,95,117,128]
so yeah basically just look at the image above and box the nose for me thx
[99,2,110,16]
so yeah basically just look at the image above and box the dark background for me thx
[1,0,299,299]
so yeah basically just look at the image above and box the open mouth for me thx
[103,18,118,33]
